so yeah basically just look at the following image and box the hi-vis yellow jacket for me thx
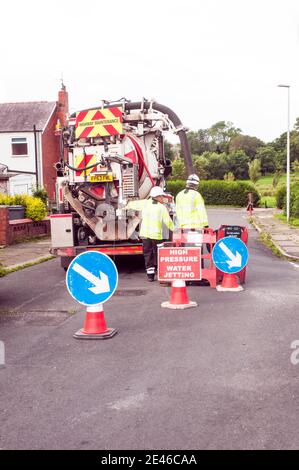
[126,199,174,240]
[175,189,208,229]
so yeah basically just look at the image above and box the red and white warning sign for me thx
[158,247,201,281]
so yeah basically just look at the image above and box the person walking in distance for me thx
[175,174,208,229]
[126,186,174,281]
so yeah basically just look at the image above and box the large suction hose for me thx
[125,102,194,175]
[70,101,194,175]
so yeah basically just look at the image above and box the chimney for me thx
[57,82,69,126]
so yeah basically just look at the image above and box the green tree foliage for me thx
[276,183,299,216]
[272,165,283,189]
[209,121,241,153]
[183,115,299,177]
[226,150,250,180]
[255,146,279,175]
[292,160,299,173]
[271,120,299,166]
[248,159,261,184]
[192,155,208,180]
[201,152,229,180]
[224,172,235,181]
[171,159,187,180]
[164,140,176,161]
[187,129,210,155]
[229,135,264,160]
[32,186,48,205]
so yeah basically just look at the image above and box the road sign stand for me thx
[66,251,118,340]
[216,225,248,285]
[172,228,217,288]
[212,236,248,293]
[216,273,244,292]
[161,280,198,310]
[73,304,117,340]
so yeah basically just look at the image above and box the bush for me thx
[166,179,260,206]
[291,191,299,218]
[25,197,47,221]
[276,183,299,217]
[276,185,286,209]
[0,194,47,221]
[166,180,185,197]
[32,186,48,205]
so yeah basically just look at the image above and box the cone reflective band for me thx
[75,107,123,139]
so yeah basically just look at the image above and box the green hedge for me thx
[0,194,47,221]
[276,184,299,215]
[276,185,286,209]
[291,190,299,218]
[166,180,260,206]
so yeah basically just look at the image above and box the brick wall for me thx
[0,207,9,245]
[0,207,50,246]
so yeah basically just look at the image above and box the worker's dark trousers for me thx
[142,238,160,273]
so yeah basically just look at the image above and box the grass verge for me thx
[250,216,299,261]
[274,213,299,227]
[0,256,55,278]
[258,231,283,258]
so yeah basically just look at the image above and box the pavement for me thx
[251,208,299,260]
[0,209,299,271]
[0,237,52,270]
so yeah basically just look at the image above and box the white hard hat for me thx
[150,186,165,198]
[186,174,200,185]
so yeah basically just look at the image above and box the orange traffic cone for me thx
[73,304,117,339]
[216,273,243,292]
[161,280,197,309]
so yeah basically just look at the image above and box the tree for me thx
[248,159,261,184]
[272,165,283,189]
[226,150,250,180]
[208,121,241,153]
[271,120,299,164]
[187,129,210,155]
[229,135,264,160]
[255,146,278,175]
[192,155,208,180]
[202,152,229,180]
[171,159,186,180]
[164,140,176,161]
[292,160,299,173]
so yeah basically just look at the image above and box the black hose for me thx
[64,161,99,172]
[70,101,194,174]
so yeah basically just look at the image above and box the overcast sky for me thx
[1,0,299,144]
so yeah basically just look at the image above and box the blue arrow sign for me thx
[66,252,118,306]
[212,237,248,274]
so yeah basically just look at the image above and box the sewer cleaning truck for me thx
[50,99,194,269]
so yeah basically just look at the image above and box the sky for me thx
[1,0,299,144]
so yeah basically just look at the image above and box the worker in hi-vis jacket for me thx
[125,186,174,282]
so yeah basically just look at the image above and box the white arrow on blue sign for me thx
[212,237,248,274]
[66,251,118,306]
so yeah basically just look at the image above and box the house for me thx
[0,84,68,201]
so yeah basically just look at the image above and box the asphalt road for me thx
[1,208,299,450]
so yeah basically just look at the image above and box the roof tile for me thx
[0,101,57,132]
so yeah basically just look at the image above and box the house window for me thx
[11,138,28,156]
